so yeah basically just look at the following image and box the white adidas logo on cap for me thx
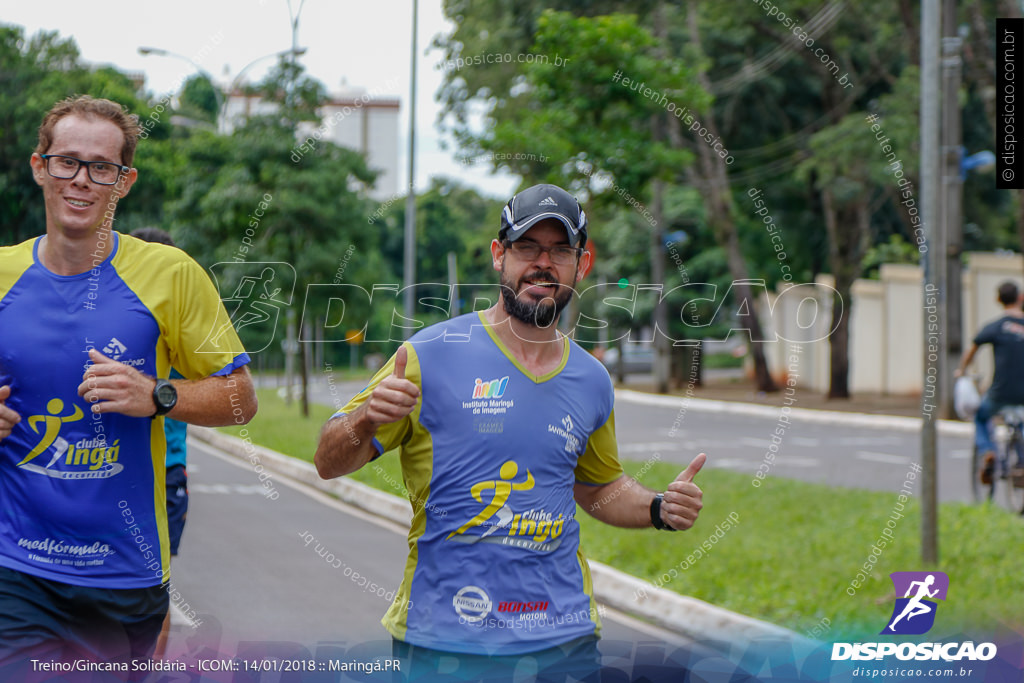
[538,196,558,207]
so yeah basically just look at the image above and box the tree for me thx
[440,10,709,392]
[434,0,1014,399]
[178,74,220,124]
[165,109,377,417]
[795,66,920,398]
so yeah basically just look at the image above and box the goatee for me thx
[500,267,575,329]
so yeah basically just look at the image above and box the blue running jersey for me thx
[0,233,248,588]
[335,312,623,655]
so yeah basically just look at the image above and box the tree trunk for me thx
[672,342,704,390]
[649,8,670,395]
[684,5,778,393]
[821,188,871,399]
[651,178,670,394]
[300,321,310,418]
[828,286,851,399]
[615,335,626,385]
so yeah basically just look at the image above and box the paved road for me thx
[611,396,974,503]
[268,375,975,504]
[163,438,698,670]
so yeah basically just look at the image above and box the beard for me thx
[500,265,576,329]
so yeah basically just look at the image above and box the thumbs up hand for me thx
[364,345,420,426]
[659,453,706,531]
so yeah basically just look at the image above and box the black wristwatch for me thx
[151,378,178,417]
[650,494,677,531]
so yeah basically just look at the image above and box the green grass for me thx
[581,462,1024,641]
[702,353,744,369]
[221,389,1024,641]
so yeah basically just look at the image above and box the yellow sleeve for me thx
[574,408,624,485]
[113,235,248,380]
[171,257,249,378]
[334,343,422,455]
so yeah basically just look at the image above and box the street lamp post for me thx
[137,46,223,118]
[138,46,307,133]
[920,0,941,567]
[403,0,419,335]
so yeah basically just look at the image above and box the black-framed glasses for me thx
[503,240,582,265]
[40,154,129,186]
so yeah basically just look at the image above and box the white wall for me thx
[760,252,1024,396]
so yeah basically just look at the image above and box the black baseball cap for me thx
[499,184,588,248]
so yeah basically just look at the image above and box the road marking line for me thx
[774,456,820,467]
[190,483,272,495]
[619,442,679,453]
[836,437,903,446]
[855,451,909,464]
[707,458,754,469]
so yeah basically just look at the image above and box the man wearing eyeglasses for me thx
[315,183,706,681]
[0,96,256,672]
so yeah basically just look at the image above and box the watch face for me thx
[156,382,177,407]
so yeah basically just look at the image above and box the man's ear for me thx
[29,154,45,187]
[490,238,505,272]
[113,168,138,199]
[576,249,593,281]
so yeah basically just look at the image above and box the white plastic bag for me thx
[954,376,981,420]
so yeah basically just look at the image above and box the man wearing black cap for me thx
[315,183,706,681]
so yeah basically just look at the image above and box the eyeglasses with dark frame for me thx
[503,240,582,265]
[40,155,129,186]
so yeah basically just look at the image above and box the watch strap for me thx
[650,494,677,531]
[152,378,177,418]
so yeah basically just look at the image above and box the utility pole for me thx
[920,0,941,566]
[941,0,963,420]
[403,0,419,335]
[651,178,670,394]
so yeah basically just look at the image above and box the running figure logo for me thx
[881,571,949,635]
[18,398,84,468]
[449,460,535,541]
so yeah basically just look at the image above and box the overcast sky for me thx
[3,0,519,199]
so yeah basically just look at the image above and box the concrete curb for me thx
[190,426,807,647]
[616,388,974,437]
[192,427,412,525]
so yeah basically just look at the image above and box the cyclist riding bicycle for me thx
[955,280,1024,485]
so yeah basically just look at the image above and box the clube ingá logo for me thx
[881,571,948,635]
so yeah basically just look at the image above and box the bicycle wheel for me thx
[971,443,995,503]
[1002,431,1024,514]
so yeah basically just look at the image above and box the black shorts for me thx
[166,464,189,556]
[0,566,168,678]
[391,635,601,683]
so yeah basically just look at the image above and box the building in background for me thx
[221,85,400,201]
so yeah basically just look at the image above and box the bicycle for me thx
[971,405,1024,514]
